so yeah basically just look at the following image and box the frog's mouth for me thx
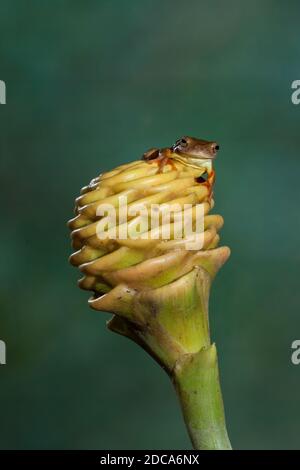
[172,153,213,172]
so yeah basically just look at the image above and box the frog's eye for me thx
[180,138,188,146]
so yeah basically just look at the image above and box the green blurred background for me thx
[1,0,300,450]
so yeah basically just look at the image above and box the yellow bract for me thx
[68,156,229,362]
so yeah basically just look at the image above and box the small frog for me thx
[142,136,219,172]
[172,136,219,160]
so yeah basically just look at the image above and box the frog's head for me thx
[172,136,219,160]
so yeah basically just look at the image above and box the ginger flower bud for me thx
[68,137,232,450]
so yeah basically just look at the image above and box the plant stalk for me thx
[172,344,232,450]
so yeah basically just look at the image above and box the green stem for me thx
[172,344,232,450]
[105,266,232,449]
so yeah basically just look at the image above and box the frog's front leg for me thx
[142,148,176,173]
[157,149,177,173]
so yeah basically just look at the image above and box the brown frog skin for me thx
[142,136,219,172]
[172,136,219,160]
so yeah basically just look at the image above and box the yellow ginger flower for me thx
[68,136,231,450]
